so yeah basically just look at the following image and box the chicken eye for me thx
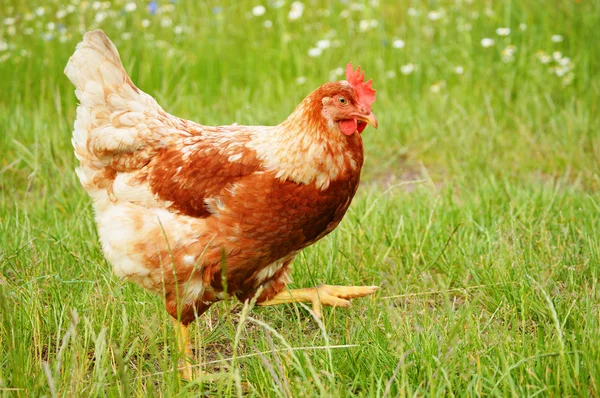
[338,96,347,105]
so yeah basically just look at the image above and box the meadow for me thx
[1,0,599,396]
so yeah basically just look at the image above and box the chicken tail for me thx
[64,30,166,201]
[64,29,129,93]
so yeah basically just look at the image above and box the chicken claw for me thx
[258,285,378,319]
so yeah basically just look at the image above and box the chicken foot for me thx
[170,285,376,379]
[172,319,196,380]
[257,285,378,319]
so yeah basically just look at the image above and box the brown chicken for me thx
[65,30,378,378]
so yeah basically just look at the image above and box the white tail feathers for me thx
[64,30,128,90]
[65,30,169,199]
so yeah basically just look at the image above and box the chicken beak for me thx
[363,112,378,129]
[353,112,378,129]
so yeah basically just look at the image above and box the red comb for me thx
[346,63,376,112]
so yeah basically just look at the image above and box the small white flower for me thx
[43,32,54,41]
[24,27,34,35]
[272,0,285,8]
[161,17,173,28]
[92,1,102,10]
[141,19,150,28]
[481,38,495,47]
[496,27,510,36]
[558,57,571,67]
[340,10,350,18]
[59,35,68,43]
[4,18,16,26]
[288,1,304,20]
[174,25,183,35]
[95,12,106,23]
[539,54,551,64]
[427,10,443,21]
[359,20,370,32]
[66,5,76,13]
[252,5,266,16]
[316,39,330,49]
[501,45,517,63]
[400,63,415,75]
[296,76,307,85]
[407,7,420,17]
[552,51,562,61]
[0,40,7,51]
[47,22,56,31]
[7,26,15,36]
[555,66,569,77]
[519,23,527,31]
[56,9,67,19]
[24,13,34,21]
[551,35,564,43]
[370,19,378,28]
[329,68,343,81]
[430,81,446,93]
[392,39,405,49]
[125,2,137,12]
[121,32,132,40]
[35,7,45,16]
[454,66,464,74]
[308,47,322,57]
[288,10,301,20]
[386,70,396,79]
[263,20,273,28]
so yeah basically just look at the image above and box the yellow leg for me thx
[172,318,194,380]
[257,285,378,319]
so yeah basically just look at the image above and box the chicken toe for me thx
[258,284,378,319]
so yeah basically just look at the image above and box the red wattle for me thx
[339,119,357,136]
[357,122,367,133]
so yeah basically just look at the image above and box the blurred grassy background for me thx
[1,0,599,396]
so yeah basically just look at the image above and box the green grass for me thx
[1,0,599,396]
